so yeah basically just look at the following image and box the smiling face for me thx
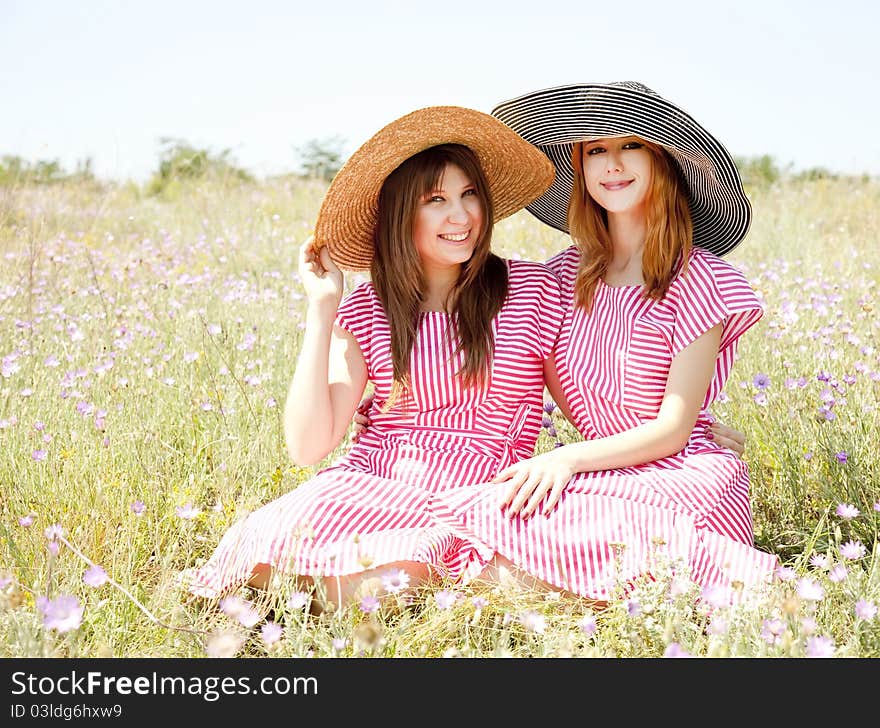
[581,135,654,215]
[412,162,484,275]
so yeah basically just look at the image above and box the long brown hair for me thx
[372,144,507,399]
[567,138,693,312]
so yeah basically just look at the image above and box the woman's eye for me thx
[586,147,604,155]
[428,195,444,203]
[623,142,643,150]
[462,188,477,197]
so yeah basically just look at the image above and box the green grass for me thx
[0,174,878,658]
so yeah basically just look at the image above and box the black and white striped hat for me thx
[491,82,751,257]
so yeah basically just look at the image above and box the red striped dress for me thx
[186,259,565,598]
[434,246,779,601]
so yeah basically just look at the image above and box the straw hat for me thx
[491,82,751,256]
[313,106,555,271]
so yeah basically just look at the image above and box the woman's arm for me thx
[499,323,723,517]
[283,241,368,466]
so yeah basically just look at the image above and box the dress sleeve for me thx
[670,251,764,358]
[334,282,376,363]
[537,267,566,359]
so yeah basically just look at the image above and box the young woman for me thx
[185,106,562,609]
[431,82,780,603]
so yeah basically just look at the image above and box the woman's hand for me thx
[348,393,375,446]
[707,421,746,458]
[493,449,575,519]
[298,236,344,312]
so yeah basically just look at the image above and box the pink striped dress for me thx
[435,246,779,601]
[186,259,565,598]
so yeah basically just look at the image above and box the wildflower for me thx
[701,584,732,608]
[707,616,728,636]
[207,324,222,336]
[287,591,309,610]
[32,449,47,462]
[261,622,283,646]
[519,610,546,634]
[434,590,458,610]
[839,540,867,560]
[578,613,597,636]
[130,500,145,516]
[83,565,109,587]
[625,599,641,617]
[175,502,201,520]
[774,566,797,582]
[471,596,488,609]
[803,451,813,461]
[359,595,380,614]
[219,596,260,628]
[18,515,34,528]
[806,636,835,658]
[663,643,692,658]
[835,503,860,520]
[40,595,84,633]
[753,392,768,406]
[834,451,848,464]
[827,564,848,583]
[381,569,410,594]
[752,373,771,390]
[47,541,59,556]
[796,577,825,602]
[855,600,878,621]
[875,501,880,513]
[760,618,786,645]
[332,637,347,652]
[44,524,64,541]
[183,352,199,363]
[542,401,556,414]
[809,553,829,570]
[205,630,244,658]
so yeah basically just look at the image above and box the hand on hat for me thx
[299,236,344,313]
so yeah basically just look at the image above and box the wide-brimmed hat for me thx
[491,82,750,256]
[313,106,555,271]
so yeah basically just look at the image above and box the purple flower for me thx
[855,600,878,621]
[760,618,786,645]
[806,636,835,658]
[434,590,458,610]
[875,500,880,513]
[796,577,825,601]
[83,565,109,587]
[287,591,309,610]
[130,500,145,517]
[32,449,47,462]
[332,637,347,652]
[542,401,557,414]
[839,540,867,560]
[261,622,283,646]
[40,595,83,633]
[835,451,848,464]
[219,596,260,628]
[578,613,597,636]
[752,373,771,390]
[663,642,692,658]
[381,569,410,594]
[471,596,488,609]
[835,503,860,520]
[205,630,244,658]
[44,524,64,541]
[625,599,641,617]
[359,595,380,614]
[519,610,546,634]
[175,502,201,520]
[18,515,34,528]
[827,564,848,583]
[809,553,829,570]
[774,566,797,582]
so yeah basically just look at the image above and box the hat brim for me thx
[491,83,751,257]
[313,106,556,271]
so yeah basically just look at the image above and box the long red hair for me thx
[567,138,693,312]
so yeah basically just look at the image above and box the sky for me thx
[2,0,879,182]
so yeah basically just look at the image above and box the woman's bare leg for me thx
[247,560,435,612]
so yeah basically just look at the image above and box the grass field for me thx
[1,173,878,658]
